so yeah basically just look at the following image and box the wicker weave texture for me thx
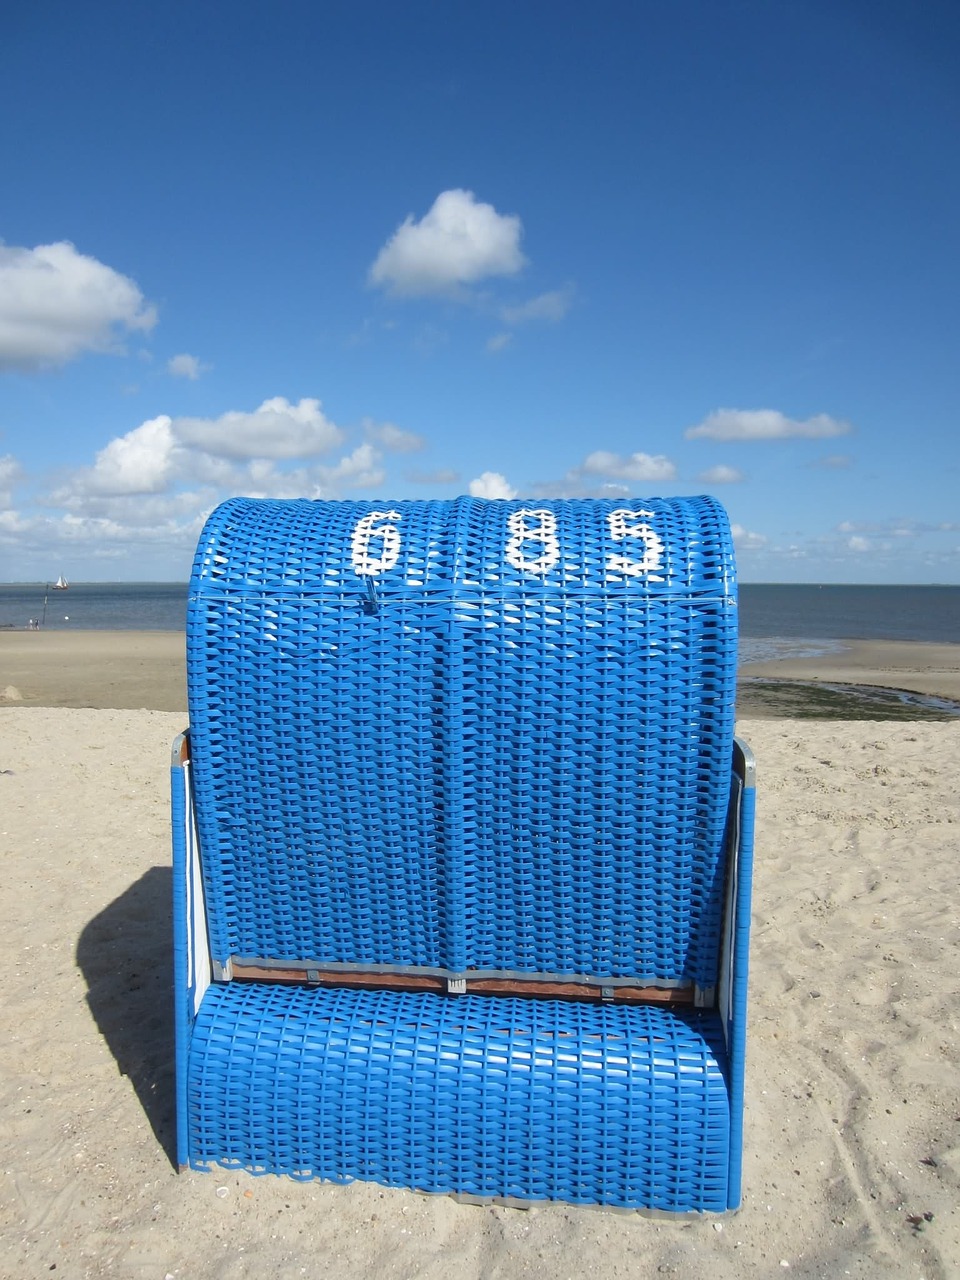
[188,983,731,1212]
[187,497,737,984]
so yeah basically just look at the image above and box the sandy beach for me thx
[1,631,187,712]
[3,629,960,717]
[1,634,959,1277]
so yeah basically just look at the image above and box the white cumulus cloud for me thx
[167,353,209,380]
[175,397,343,460]
[686,409,852,441]
[369,189,526,297]
[85,415,177,495]
[469,471,517,499]
[0,240,156,371]
[56,406,396,533]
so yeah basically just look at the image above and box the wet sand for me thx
[738,640,960,720]
[1,630,187,712]
[739,640,960,700]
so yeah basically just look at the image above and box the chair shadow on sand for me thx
[76,865,177,1168]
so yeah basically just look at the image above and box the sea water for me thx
[0,582,188,631]
[0,581,958,650]
[738,584,960,662]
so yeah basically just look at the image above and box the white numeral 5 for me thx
[351,510,402,575]
[505,509,561,575]
[607,509,664,579]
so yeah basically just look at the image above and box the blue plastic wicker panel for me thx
[188,983,731,1212]
[187,497,737,983]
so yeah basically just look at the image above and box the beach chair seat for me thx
[173,496,755,1212]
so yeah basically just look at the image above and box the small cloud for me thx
[406,467,461,485]
[362,419,424,453]
[809,454,852,470]
[580,450,677,483]
[0,454,22,507]
[369,189,526,298]
[501,286,574,326]
[847,535,871,552]
[686,409,852,441]
[167,353,210,380]
[0,240,156,372]
[0,508,30,537]
[529,479,630,499]
[730,523,767,550]
[529,448,676,498]
[697,464,743,485]
[175,396,343,461]
[838,517,955,539]
[486,332,512,353]
[469,470,517,499]
[314,443,385,494]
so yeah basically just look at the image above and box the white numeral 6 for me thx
[351,510,402,575]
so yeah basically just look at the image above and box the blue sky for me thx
[1,0,957,583]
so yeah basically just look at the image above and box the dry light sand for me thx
[1,632,958,1278]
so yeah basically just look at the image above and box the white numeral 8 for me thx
[505,509,561,575]
[351,510,402,575]
[606,509,664,579]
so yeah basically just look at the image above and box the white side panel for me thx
[183,760,211,1016]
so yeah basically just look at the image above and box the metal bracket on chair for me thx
[363,576,380,615]
[447,976,467,995]
[212,957,233,982]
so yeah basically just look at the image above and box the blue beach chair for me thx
[172,497,755,1212]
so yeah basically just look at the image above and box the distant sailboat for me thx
[52,574,69,590]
